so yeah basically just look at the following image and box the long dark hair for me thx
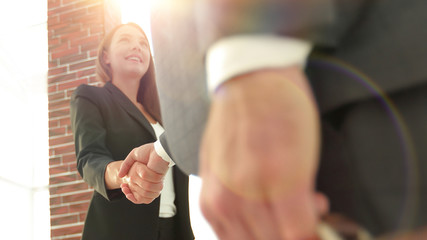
[95,22,162,124]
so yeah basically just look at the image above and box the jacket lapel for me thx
[104,81,156,138]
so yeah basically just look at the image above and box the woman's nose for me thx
[131,40,141,52]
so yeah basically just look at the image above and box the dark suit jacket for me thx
[70,81,194,240]
[151,0,427,236]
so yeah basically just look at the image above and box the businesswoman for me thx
[70,23,194,240]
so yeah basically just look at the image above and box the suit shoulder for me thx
[72,84,107,101]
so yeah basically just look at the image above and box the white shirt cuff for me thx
[154,140,175,167]
[206,35,313,94]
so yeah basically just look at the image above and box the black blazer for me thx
[70,82,194,240]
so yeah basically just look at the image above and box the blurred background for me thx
[0,0,216,239]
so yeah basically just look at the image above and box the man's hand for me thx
[199,66,326,239]
[118,143,169,204]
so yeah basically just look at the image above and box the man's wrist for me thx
[206,35,312,95]
[154,140,175,167]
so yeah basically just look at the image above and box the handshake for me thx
[117,143,170,204]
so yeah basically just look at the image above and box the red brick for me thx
[58,78,88,91]
[49,72,76,84]
[66,88,75,98]
[88,76,99,83]
[52,144,75,155]
[69,59,95,71]
[76,68,95,78]
[49,99,71,110]
[69,201,90,213]
[60,30,89,42]
[76,13,102,25]
[50,173,80,185]
[49,42,68,53]
[48,37,61,47]
[70,35,99,48]
[59,53,87,65]
[49,156,62,166]
[47,0,118,238]
[48,0,61,9]
[51,224,84,237]
[48,4,75,17]
[80,41,99,52]
[60,9,87,23]
[49,127,66,137]
[88,49,98,58]
[49,66,68,76]
[60,117,71,127]
[66,126,73,135]
[51,214,78,226]
[49,23,70,33]
[57,236,81,240]
[50,196,62,206]
[89,24,103,35]
[49,59,58,68]
[51,47,79,60]
[49,164,69,176]
[48,92,66,102]
[48,15,60,27]
[79,212,87,222]
[48,84,58,93]
[62,191,92,204]
[50,135,74,147]
[49,119,60,128]
[50,181,89,195]
[49,108,70,119]
[50,205,68,216]
[76,1,101,10]
[62,153,76,164]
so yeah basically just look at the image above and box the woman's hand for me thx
[118,143,169,204]
[121,161,165,204]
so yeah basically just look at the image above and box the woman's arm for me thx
[70,90,121,200]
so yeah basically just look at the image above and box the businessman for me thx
[120,0,427,239]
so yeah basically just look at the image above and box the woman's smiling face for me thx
[104,25,151,81]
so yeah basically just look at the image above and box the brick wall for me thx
[47,0,120,239]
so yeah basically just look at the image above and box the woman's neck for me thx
[112,77,157,124]
[112,78,140,103]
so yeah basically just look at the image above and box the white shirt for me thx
[206,35,312,94]
[151,122,176,218]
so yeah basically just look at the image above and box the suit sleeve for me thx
[194,0,368,48]
[158,133,171,157]
[70,88,122,201]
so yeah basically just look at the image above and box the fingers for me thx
[135,162,165,183]
[121,182,161,204]
[122,186,155,204]
[120,162,165,204]
[118,144,152,178]
[200,161,324,240]
[118,148,138,178]
[200,177,252,240]
[124,177,163,193]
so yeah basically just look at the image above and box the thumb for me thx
[118,145,150,177]
[146,144,169,174]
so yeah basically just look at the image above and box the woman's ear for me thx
[103,50,110,65]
